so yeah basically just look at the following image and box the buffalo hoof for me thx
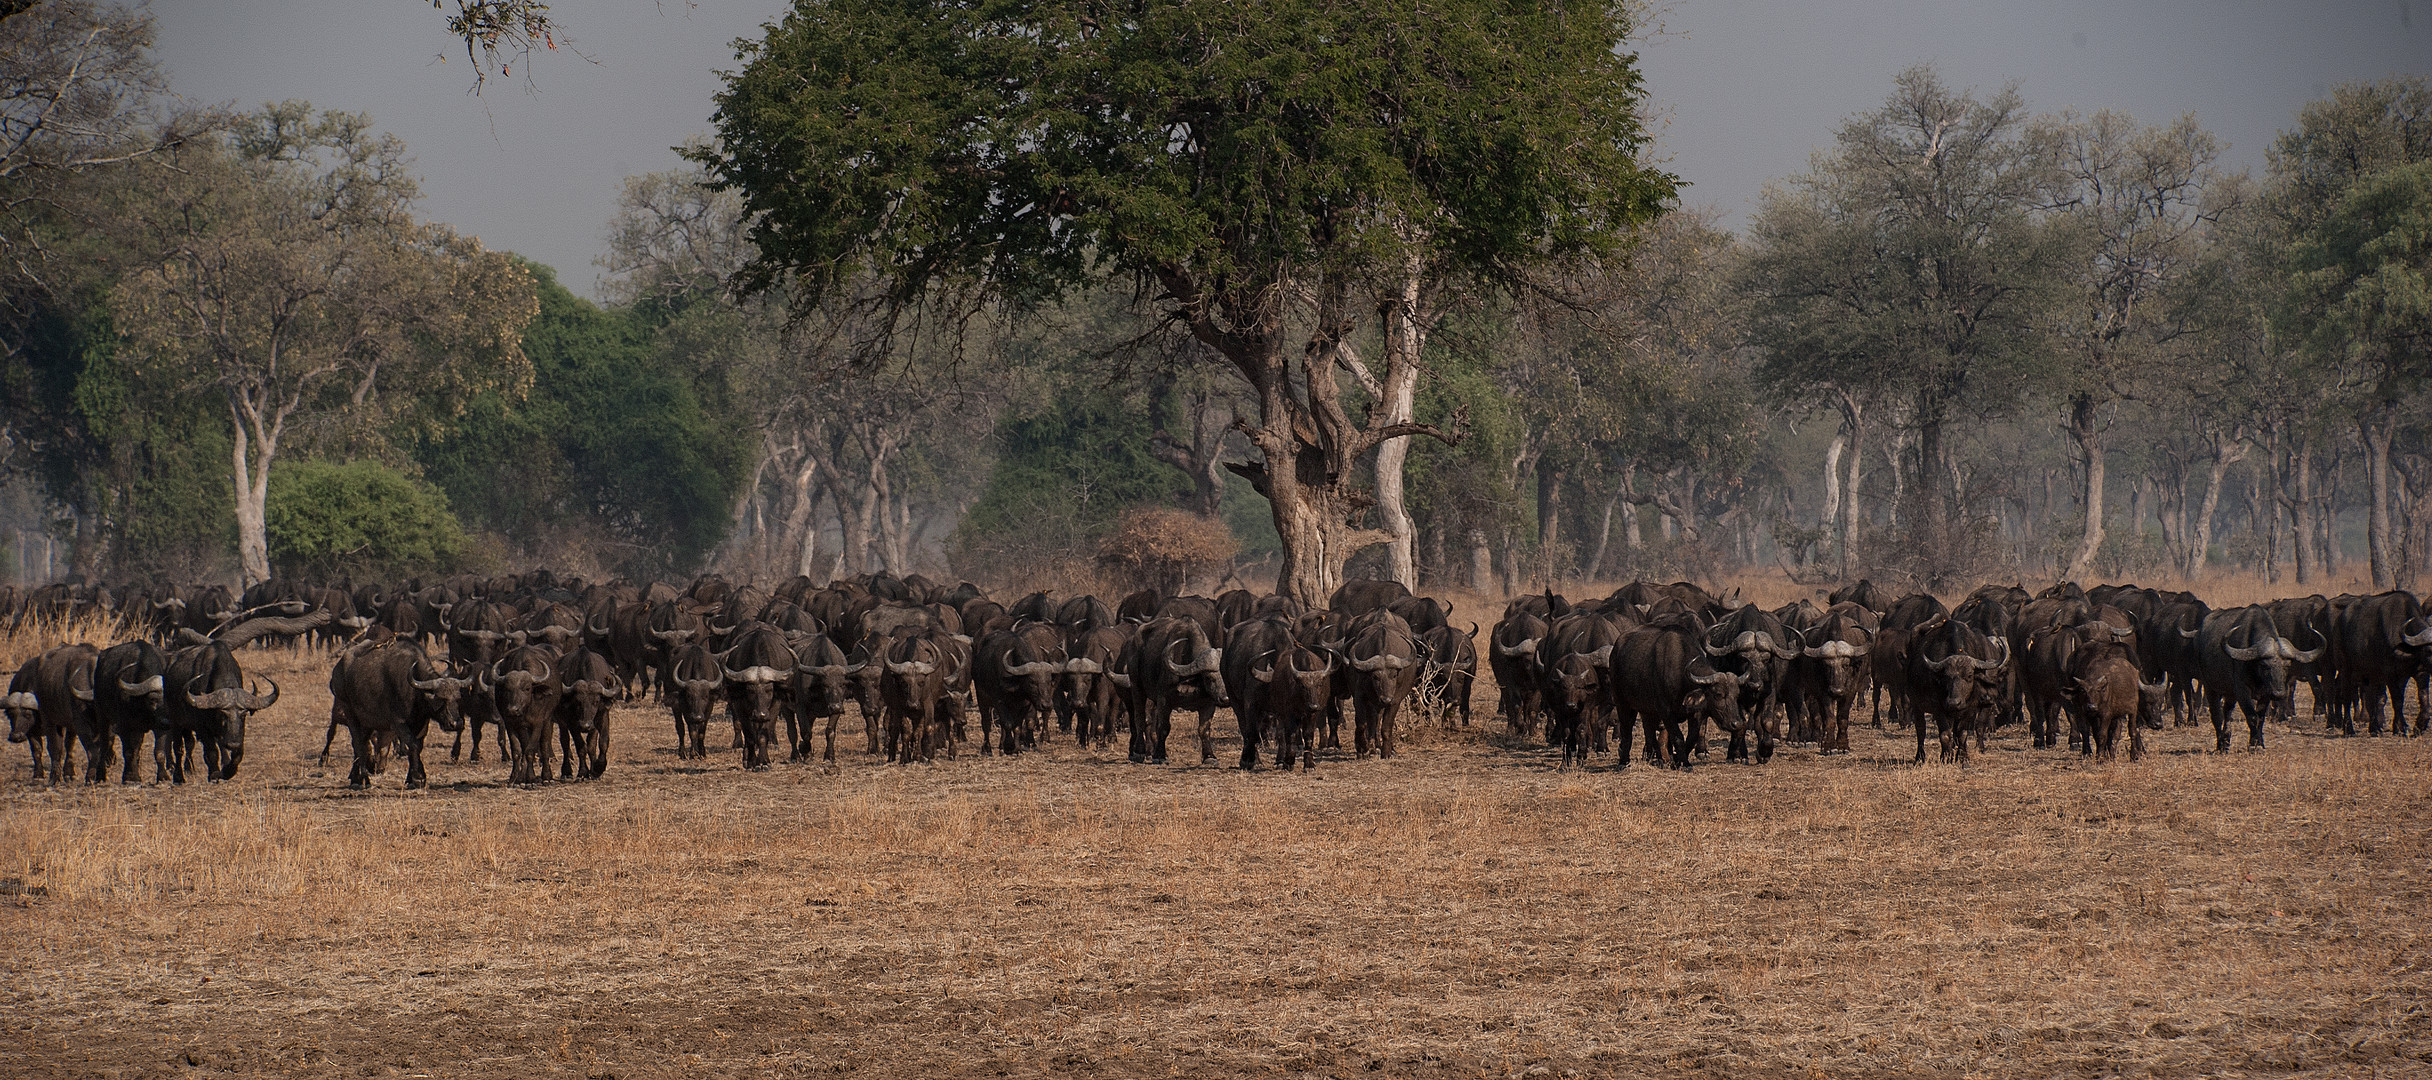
[1151,755,1167,765]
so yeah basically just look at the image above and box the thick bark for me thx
[1468,529,1493,592]
[1171,273,1457,607]
[2063,393,2105,582]
[1821,433,1845,554]
[1370,267,1425,589]
[2364,410,2396,589]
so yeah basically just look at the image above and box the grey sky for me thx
[152,1,2427,297]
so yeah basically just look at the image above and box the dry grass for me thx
[2,577,2428,1079]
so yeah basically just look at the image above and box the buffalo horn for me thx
[1,692,36,709]
[724,664,786,684]
[1688,669,1727,685]
[884,660,936,676]
[1587,644,1614,667]
[1107,673,1133,688]
[1497,638,1540,657]
[245,674,280,710]
[69,670,93,702]
[588,614,610,636]
[1064,658,1104,675]
[2223,643,2261,662]
[118,674,164,696]
[2286,631,2326,664]
[1760,632,1802,659]
[2404,622,2432,647]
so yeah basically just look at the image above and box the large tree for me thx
[2271,77,2432,589]
[1743,66,2070,585]
[108,103,536,584]
[702,0,1671,603]
[2040,110,2221,582]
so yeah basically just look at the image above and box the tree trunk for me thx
[1372,268,1425,589]
[2063,393,2105,582]
[1586,487,1618,581]
[2364,409,2396,589]
[227,393,285,588]
[1467,529,1493,592]
[2288,435,2316,586]
[1536,461,1566,584]
[2186,434,2243,579]
[1841,407,1864,578]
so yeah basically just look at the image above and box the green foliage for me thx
[415,262,754,576]
[2286,160,2432,391]
[958,388,1192,548]
[264,459,465,579]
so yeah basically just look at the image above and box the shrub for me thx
[1096,507,1236,596]
[265,459,467,580]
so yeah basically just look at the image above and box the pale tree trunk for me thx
[2287,435,2316,585]
[1467,529,1493,592]
[1835,390,1865,578]
[1370,265,1425,589]
[1183,277,1455,608]
[228,388,294,587]
[1821,433,1845,545]
[2064,393,2105,582]
[2364,409,2396,589]
[2185,433,2244,579]
[1585,487,1619,581]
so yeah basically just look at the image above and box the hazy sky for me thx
[151,1,2427,299]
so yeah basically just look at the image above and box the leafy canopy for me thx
[704,0,1672,318]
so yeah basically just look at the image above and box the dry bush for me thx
[1095,506,1237,596]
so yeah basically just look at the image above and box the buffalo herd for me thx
[3,571,2428,789]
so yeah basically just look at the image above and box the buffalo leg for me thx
[349,724,377,789]
[402,720,430,789]
[116,724,146,784]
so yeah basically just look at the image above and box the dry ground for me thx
[3,585,2429,1079]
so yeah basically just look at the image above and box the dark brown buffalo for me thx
[973,622,1067,755]
[880,633,953,763]
[1248,642,1333,771]
[164,642,275,783]
[328,642,471,788]
[1126,615,1226,764]
[787,634,862,763]
[1063,625,1131,751]
[1488,611,1549,736]
[1909,618,2007,764]
[4,658,44,779]
[720,623,796,770]
[95,640,168,784]
[484,643,562,783]
[1329,579,1411,619]
[2191,605,2322,752]
[1346,610,1423,759]
[25,645,97,783]
[664,643,722,760]
[1791,611,1871,755]
[554,645,619,780]
[1609,620,1743,769]
[2330,591,2430,736]
[1417,622,1479,728]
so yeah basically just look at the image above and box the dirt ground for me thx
[3,614,2429,1079]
